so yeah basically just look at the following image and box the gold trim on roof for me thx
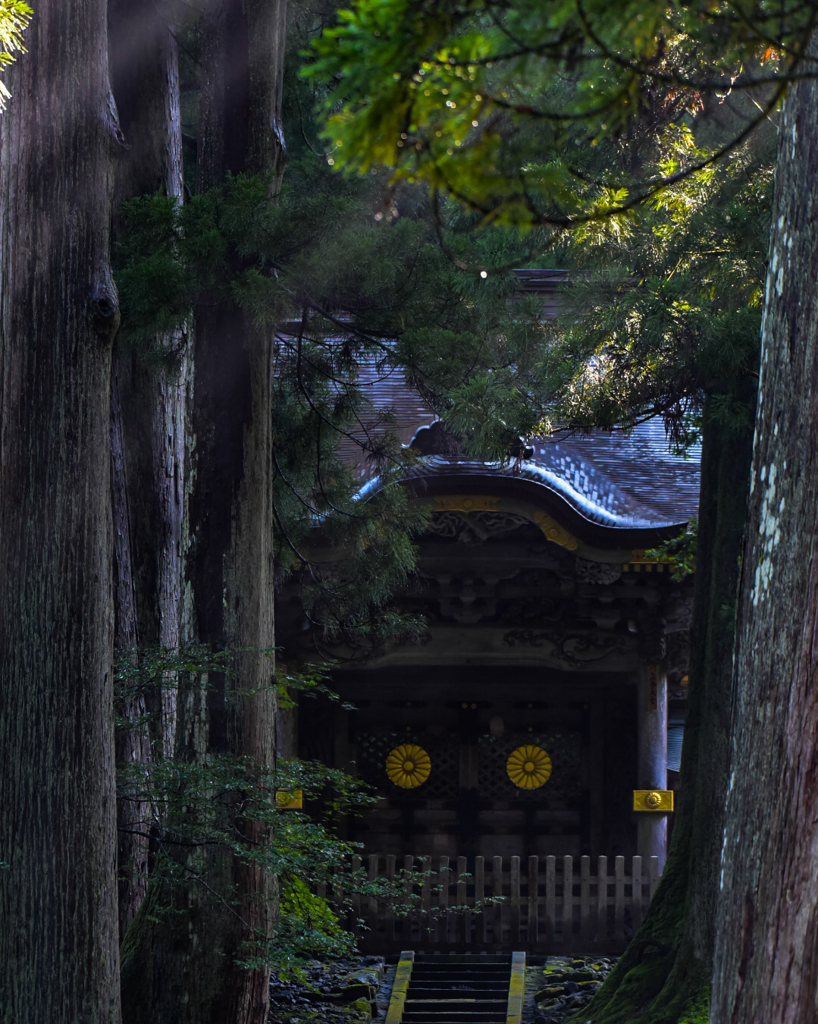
[531,509,579,551]
[625,550,671,572]
[433,495,500,513]
[431,495,579,551]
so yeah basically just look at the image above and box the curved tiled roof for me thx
[532,418,701,526]
[344,367,700,530]
[325,269,701,530]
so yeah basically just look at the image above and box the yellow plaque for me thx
[633,789,674,812]
[507,744,552,790]
[275,789,303,810]
[386,743,431,788]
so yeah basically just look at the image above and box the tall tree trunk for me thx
[111,362,154,940]
[583,378,756,1024]
[712,59,818,1024]
[108,0,188,939]
[0,3,122,1022]
[120,3,284,1021]
[187,7,281,1016]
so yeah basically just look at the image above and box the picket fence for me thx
[340,853,662,955]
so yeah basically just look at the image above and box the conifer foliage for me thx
[307,0,815,225]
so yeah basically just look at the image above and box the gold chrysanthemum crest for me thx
[385,743,431,789]
[506,744,552,790]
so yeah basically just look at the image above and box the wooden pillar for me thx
[637,661,668,869]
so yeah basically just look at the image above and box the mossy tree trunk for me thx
[120,2,285,1021]
[712,56,818,1024]
[580,376,757,1024]
[0,1,123,1020]
[108,0,189,940]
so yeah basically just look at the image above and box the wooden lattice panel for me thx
[356,732,460,799]
[478,733,582,803]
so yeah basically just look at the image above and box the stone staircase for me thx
[385,952,525,1024]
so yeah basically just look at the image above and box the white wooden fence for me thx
[345,853,662,954]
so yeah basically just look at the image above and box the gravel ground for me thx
[530,955,618,1023]
[268,956,385,1024]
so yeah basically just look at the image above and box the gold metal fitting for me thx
[633,789,674,812]
[275,789,303,810]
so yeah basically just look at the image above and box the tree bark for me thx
[120,3,284,1020]
[0,2,122,1022]
[108,0,188,939]
[186,9,281,1016]
[109,0,186,756]
[712,61,818,1024]
[111,362,154,940]
[109,0,184,204]
[584,379,756,1024]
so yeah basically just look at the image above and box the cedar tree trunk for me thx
[0,2,123,1021]
[712,57,818,1024]
[583,377,756,1024]
[108,0,188,938]
[120,2,284,1021]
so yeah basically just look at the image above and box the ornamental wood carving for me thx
[430,495,579,550]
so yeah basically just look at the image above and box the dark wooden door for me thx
[349,697,590,859]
